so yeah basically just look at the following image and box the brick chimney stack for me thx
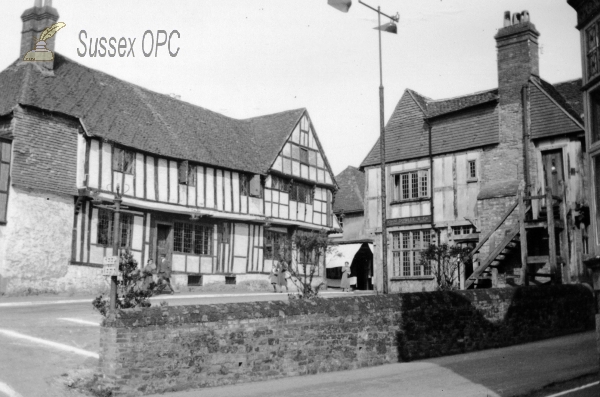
[476,11,540,261]
[20,0,59,60]
[495,10,539,106]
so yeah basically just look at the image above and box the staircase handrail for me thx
[468,200,518,259]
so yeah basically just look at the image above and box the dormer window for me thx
[112,147,135,174]
[178,161,196,186]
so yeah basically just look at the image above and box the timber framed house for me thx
[0,2,337,293]
[362,11,589,293]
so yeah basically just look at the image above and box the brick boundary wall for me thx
[99,285,594,396]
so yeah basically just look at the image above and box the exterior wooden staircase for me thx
[464,183,567,289]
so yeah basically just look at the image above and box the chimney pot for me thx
[44,0,52,7]
[521,10,530,23]
[34,0,42,7]
[512,13,522,25]
[503,11,511,27]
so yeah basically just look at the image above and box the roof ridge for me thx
[425,88,498,104]
[551,77,582,85]
[53,52,256,123]
[243,108,306,122]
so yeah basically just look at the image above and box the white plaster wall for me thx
[0,187,106,294]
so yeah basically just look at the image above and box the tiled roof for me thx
[361,90,499,168]
[530,79,583,139]
[0,54,305,175]
[425,89,498,118]
[333,166,365,213]
[552,79,583,118]
[360,78,583,168]
[536,78,584,125]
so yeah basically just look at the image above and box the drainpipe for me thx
[522,85,530,194]
[427,120,434,230]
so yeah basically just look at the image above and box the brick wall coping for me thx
[103,294,405,328]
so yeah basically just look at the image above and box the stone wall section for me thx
[0,186,106,294]
[99,286,594,396]
[100,295,401,395]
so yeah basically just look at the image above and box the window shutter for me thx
[250,175,261,197]
[178,161,188,184]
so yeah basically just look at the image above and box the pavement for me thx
[0,291,598,397]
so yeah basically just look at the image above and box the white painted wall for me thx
[0,187,106,294]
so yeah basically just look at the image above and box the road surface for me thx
[0,292,597,397]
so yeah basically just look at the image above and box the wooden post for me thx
[546,187,558,284]
[109,188,122,312]
[490,237,497,287]
[518,183,529,286]
[559,181,570,284]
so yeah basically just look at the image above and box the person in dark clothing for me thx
[158,254,175,294]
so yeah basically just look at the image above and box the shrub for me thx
[279,230,333,299]
[92,250,162,317]
[418,244,472,291]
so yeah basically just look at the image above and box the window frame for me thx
[391,229,433,278]
[392,169,429,202]
[270,175,290,192]
[112,147,135,175]
[264,230,286,260]
[587,22,599,81]
[467,160,477,182]
[178,161,197,187]
[0,139,11,224]
[290,181,313,204]
[96,208,133,248]
[173,221,213,256]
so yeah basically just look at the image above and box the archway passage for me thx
[350,243,373,290]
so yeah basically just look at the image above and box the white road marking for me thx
[0,299,90,308]
[0,329,99,359]
[58,318,100,326]
[0,380,23,397]
[545,381,600,397]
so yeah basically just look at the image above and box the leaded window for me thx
[468,160,477,180]
[271,175,289,192]
[393,170,429,201]
[391,230,432,277]
[264,230,285,260]
[290,182,313,204]
[178,161,196,186]
[96,208,132,247]
[173,222,212,255]
[240,174,250,196]
[112,147,135,174]
[587,23,599,79]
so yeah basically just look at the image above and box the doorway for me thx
[156,223,172,261]
[542,149,565,195]
[350,243,374,290]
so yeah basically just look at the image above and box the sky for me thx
[0,0,582,176]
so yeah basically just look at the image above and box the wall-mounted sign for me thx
[386,215,432,227]
[101,256,119,277]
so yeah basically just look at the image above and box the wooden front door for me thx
[542,149,565,195]
[156,224,172,261]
